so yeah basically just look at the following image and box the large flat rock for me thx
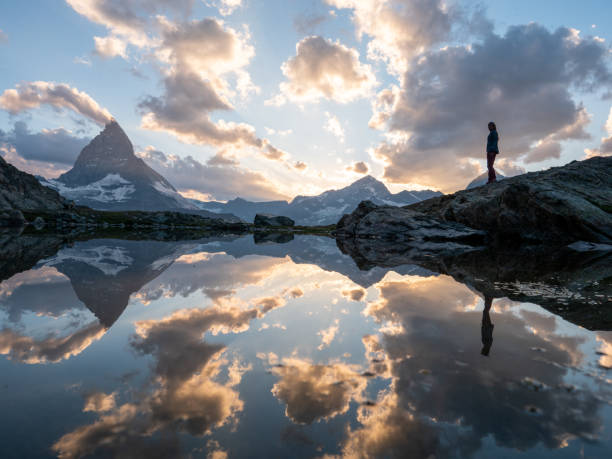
[409,156,612,243]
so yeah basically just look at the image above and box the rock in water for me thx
[254,214,295,227]
[409,156,612,243]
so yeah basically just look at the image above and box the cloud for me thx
[346,161,369,174]
[94,35,128,58]
[0,81,113,125]
[0,321,106,364]
[341,288,366,301]
[53,303,257,458]
[137,147,288,201]
[326,0,463,75]
[156,16,255,94]
[65,0,150,48]
[0,121,89,166]
[0,143,70,178]
[585,107,612,157]
[271,36,377,104]
[269,358,366,424]
[140,17,287,162]
[83,392,117,413]
[0,266,84,323]
[317,319,339,350]
[324,112,345,142]
[354,275,603,455]
[209,0,242,16]
[337,392,440,459]
[293,160,307,171]
[254,296,286,314]
[373,24,612,191]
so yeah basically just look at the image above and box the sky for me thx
[0,0,611,202]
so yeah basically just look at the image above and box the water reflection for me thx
[0,234,611,458]
[481,296,494,356]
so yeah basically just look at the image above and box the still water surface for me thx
[0,235,611,458]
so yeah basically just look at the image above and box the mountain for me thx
[0,155,68,212]
[47,239,186,327]
[196,175,442,225]
[39,120,237,221]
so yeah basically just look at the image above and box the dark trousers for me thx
[487,151,497,183]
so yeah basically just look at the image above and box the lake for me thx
[1,234,611,458]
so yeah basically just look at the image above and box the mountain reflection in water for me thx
[0,234,611,458]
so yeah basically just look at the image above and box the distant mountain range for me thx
[35,120,442,224]
[194,176,442,225]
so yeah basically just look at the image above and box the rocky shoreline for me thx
[336,156,612,249]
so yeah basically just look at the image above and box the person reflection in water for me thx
[486,121,499,184]
[481,295,494,356]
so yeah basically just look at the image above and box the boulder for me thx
[336,200,485,246]
[409,156,612,243]
[254,213,295,227]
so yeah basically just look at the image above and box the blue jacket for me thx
[487,130,499,153]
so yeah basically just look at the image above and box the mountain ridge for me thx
[195,174,442,225]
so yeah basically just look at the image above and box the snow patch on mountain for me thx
[42,174,135,203]
[47,246,134,276]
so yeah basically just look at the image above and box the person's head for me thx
[488,121,496,131]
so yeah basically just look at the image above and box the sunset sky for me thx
[0,0,611,201]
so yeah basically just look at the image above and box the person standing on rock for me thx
[486,122,499,184]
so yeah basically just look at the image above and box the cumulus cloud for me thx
[326,0,462,75]
[210,0,242,16]
[352,275,602,455]
[137,147,288,201]
[341,288,366,301]
[373,24,612,191]
[53,303,257,458]
[65,0,150,48]
[0,81,113,125]
[585,107,612,157]
[0,121,89,166]
[270,36,377,104]
[269,358,366,424]
[254,296,286,314]
[139,17,288,163]
[66,0,195,49]
[83,392,117,413]
[0,321,106,364]
[346,161,369,174]
[93,34,128,58]
[155,16,255,95]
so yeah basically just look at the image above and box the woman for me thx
[486,122,499,184]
